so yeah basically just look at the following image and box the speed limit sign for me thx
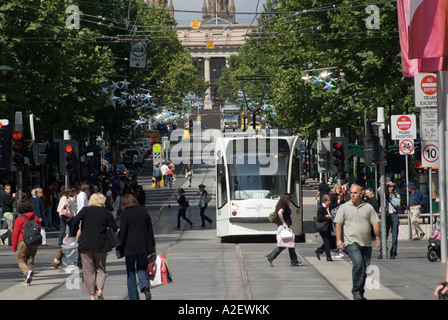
[421,141,438,168]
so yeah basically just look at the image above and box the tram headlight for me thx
[231,203,239,216]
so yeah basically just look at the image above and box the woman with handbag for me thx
[315,194,334,261]
[70,193,117,300]
[116,194,155,300]
[57,189,77,247]
[265,193,303,267]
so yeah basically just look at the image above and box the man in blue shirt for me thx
[404,182,427,240]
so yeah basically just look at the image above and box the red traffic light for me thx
[65,145,73,153]
[12,131,22,141]
[333,142,341,150]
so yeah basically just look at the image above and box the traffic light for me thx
[11,128,25,170]
[31,141,48,165]
[364,135,381,166]
[0,125,12,171]
[59,140,79,175]
[330,137,348,174]
[318,151,330,171]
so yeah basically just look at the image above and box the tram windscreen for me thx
[227,153,289,200]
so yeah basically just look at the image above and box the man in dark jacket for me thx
[30,188,47,246]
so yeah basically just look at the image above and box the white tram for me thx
[215,133,303,240]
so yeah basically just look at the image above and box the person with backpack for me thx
[12,200,42,286]
[197,184,212,227]
[175,188,193,229]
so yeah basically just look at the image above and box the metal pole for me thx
[429,168,433,234]
[406,154,411,240]
[378,107,387,258]
[437,70,447,262]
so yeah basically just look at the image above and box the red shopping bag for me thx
[150,254,173,287]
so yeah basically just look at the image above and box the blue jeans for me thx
[125,253,150,300]
[345,243,372,296]
[380,214,399,256]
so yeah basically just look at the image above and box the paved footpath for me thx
[0,170,445,303]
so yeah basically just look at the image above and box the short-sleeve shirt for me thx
[275,203,292,226]
[334,200,380,247]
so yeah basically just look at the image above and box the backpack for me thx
[22,216,42,246]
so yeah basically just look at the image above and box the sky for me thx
[172,0,268,26]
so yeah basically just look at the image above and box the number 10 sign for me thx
[421,141,438,168]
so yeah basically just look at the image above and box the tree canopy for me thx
[0,0,203,151]
[219,0,414,141]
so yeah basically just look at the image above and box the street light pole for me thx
[377,107,387,258]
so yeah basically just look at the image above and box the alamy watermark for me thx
[65,5,80,30]
[365,5,380,30]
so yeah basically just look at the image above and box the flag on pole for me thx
[397,0,448,77]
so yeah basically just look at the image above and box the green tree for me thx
[220,0,413,141]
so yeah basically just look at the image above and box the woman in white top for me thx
[57,188,77,247]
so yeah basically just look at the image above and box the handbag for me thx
[268,211,277,223]
[314,216,330,233]
[60,208,71,218]
[106,227,120,251]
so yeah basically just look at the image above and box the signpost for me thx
[399,139,414,155]
[391,115,416,140]
[421,141,439,168]
[130,43,147,69]
[152,143,162,168]
[414,73,437,108]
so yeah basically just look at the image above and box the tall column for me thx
[204,57,212,109]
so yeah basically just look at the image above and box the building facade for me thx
[176,1,252,109]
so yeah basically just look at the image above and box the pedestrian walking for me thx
[76,184,90,214]
[175,188,193,229]
[404,182,427,240]
[265,193,303,267]
[315,177,330,203]
[2,184,16,245]
[165,167,174,189]
[161,162,169,187]
[12,200,41,286]
[116,194,155,300]
[70,192,118,300]
[185,165,193,187]
[315,194,334,261]
[30,188,47,246]
[334,184,381,300]
[153,164,162,188]
[197,184,212,227]
[363,187,379,212]
[57,189,77,247]
[378,182,401,259]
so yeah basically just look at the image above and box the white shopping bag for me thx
[62,237,79,272]
[276,226,295,248]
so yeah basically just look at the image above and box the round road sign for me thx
[153,144,161,153]
[396,115,412,131]
[421,74,437,95]
[399,139,414,155]
[423,143,438,164]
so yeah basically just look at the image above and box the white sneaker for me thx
[25,270,33,285]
